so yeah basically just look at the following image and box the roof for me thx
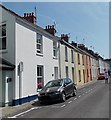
[0,4,60,42]
[0,57,15,70]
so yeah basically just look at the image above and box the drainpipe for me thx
[18,61,23,104]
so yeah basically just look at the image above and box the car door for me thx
[63,78,72,96]
[67,78,74,94]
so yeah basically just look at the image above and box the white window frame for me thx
[65,46,68,62]
[37,65,44,89]
[53,41,57,58]
[71,49,74,63]
[36,33,43,55]
[0,23,7,52]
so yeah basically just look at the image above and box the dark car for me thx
[38,78,77,103]
[97,73,105,80]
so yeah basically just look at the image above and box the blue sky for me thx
[3,2,109,58]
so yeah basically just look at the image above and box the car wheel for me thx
[61,92,66,102]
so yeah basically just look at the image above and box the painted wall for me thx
[60,43,75,82]
[91,57,98,80]
[1,7,15,64]
[15,20,59,100]
[74,51,85,86]
[1,6,15,106]
[99,59,105,73]
[86,55,92,82]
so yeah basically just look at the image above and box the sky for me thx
[2,2,109,58]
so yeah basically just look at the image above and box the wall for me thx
[60,43,75,82]
[15,20,59,100]
[0,6,15,106]
[1,7,15,64]
[74,51,85,86]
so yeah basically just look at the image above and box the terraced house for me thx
[0,5,110,107]
[0,5,60,106]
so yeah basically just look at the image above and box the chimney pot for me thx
[32,12,34,16]
[24,13,26,17]
[22,12,36,24]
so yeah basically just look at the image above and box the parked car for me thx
[97,73,105,80]
[38,78,77,103]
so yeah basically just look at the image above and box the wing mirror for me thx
[64,83,67,87]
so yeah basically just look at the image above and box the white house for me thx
[0,5,59,106]
[59,34,75,83]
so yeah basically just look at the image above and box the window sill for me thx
[53,56,58,60]
[36,53,43,57]
[0,50,8,53]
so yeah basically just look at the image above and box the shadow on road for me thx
[31,96,72,107]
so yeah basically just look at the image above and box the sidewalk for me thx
[77,79,98,89]
[1,99,38,118]
[1,79,98,118]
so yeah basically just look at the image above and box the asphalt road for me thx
[10,80,109,118]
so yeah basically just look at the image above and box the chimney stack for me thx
[61,34,69,42]
[45,25,56,36]
[71,41,77,47]
[22,12,36,24]
[78,44,85,50]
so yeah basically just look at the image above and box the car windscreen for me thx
[45,79,63,88]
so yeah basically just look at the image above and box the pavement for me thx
[1,79,99,118]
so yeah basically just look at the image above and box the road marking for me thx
[8,107,39,118]
[74,98,77,100]
[85,91,88,93]
[78,95,81,98]
[68,101,72,104]
[61,104,66,108]
[82,93,85,95]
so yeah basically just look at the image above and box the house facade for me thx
[59,35,75,82]
[0,5,59,106]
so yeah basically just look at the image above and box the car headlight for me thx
[55,91,60,95]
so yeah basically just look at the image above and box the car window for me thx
[64,78,72,85]
[45,79,63,88]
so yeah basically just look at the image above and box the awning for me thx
[0,57,15,70]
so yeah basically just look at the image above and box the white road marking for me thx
[82,93,85,95]
[85,91,88,93]
[74,98,77,100]
[68,101,72,104]
[78,95,81,98]
[61,104,66,108]
[8,107,39,118]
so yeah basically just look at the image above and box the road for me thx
[10,80,109,118]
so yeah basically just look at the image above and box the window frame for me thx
[78,70,81,82]
[78,53,80,65]
[0,23,7,52]
[36,33,43,55]
[65,46,68,62]
[53,41,58,58]
[71,49,74,63]
[37,65,44,89]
